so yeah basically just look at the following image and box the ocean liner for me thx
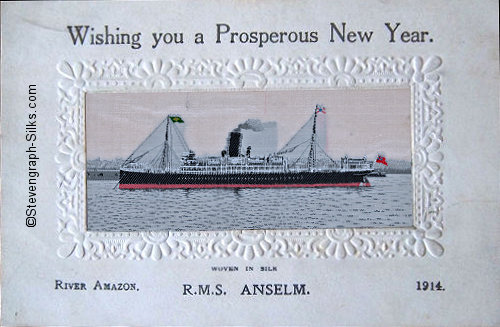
[119,106,374,189]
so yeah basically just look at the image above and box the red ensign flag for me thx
[376,155,388,166]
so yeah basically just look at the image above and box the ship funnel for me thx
[228,131,242,157]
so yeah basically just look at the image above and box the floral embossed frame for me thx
[56,56,443,260]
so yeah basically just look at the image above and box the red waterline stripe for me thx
[119,183,371,189]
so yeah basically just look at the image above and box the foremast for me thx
[160,116,171,172]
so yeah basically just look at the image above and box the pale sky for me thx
[86,88,411,161]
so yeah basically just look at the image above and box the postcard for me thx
[1,1,498,326]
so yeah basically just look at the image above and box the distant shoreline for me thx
[87,170,120,180]
[86,169,410,181]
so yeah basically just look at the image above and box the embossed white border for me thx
[56,56,443,260]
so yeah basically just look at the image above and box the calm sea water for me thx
[86,174,413,231]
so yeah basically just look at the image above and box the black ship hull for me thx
[119,170,372,189]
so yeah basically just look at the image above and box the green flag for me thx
[169,116,184,123]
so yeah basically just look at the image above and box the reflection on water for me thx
[87,174,413,231]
